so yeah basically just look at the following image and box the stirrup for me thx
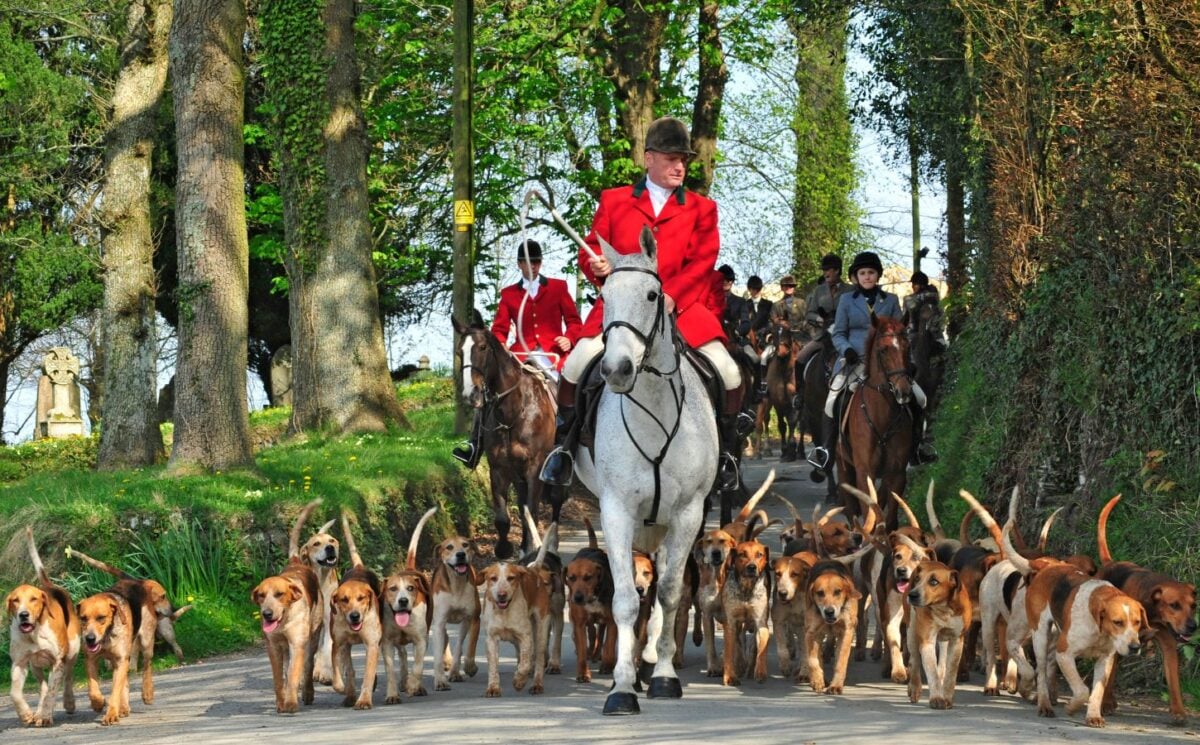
[718,452,740,493]
[913,442,939,466]
[539,447,575,487]
[806,446,829,470]
[757,381,768,396]
[735,411,755,438]
[452,441,480,469]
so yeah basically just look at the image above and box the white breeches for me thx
[562,335,740,391]
[823,363,926,417]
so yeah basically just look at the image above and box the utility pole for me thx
[909,120,921,273]
[451,0,474,434]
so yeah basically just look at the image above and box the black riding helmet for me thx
[747,275,763,291]
[848,251,883,277]
[820,253,843,272]
[718,264,736,282]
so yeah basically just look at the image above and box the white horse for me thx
[572,226,718,715]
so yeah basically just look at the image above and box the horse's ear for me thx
[638,225,658,261]
[452,316,470,335]
[598,234,620,268]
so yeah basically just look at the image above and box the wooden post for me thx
[451,0,475,434]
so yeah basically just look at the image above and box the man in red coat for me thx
[540,116,750,492]
[452,239,582,468]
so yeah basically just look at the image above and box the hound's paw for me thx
[435,680,452,691]
[908,685,921,704]
[513,674,528,691]
[1066,697,1087,715]
[142,691,154,705]
[464,661,479,677]
[277,700,299,714]
[547,664,562,675]
[407,683,427,697]
[824,684,844,695]
[90,696,106,713]
[314,673,333,686]
[983,685,999,696]
[891,670,909,684]
[810,680,826,694]
[119,703,129,717]
[18,712,35,725]
[449,671,465,683]
[1170,713,1188,727]
[1085,716,1106,728]
[485,685,502,698]
[530,682,544,695]
[1037,704,1056,718]
[31,715,54,728]
[706,666,723,678]
[723,675,741,687]
[101,710,120,726]
[576,673,592,683]
[353,698,373,711]
[1100,699,1118,715]
[779,662,793,678]
[929,697,951,710]
[385,695,403,705]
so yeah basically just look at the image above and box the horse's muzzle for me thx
[601,355,637,393]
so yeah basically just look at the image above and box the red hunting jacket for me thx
[491,276,582,370]
[578,180,726,348]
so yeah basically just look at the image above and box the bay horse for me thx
[572,227,716,715]
[453,318,563,559]
[764,327,800,462]
[835,314,913,532]
[799,331,839,502]
[909,301,945,416]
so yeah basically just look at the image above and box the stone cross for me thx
[35,347,85,439]
[270,344,293,407]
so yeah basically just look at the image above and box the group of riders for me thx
[453,114,945,492]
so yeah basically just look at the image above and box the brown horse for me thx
[909,301,945,416]
[799,331,839,502]
[764,328,800,462]
[453,318,563,559]
[835,315,913,532]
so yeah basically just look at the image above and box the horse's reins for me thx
[601,265,686,526]
[464,337,524,436]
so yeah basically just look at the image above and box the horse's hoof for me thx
[648,677,683,699]
[810,468,826,483]
[602,691,641,715]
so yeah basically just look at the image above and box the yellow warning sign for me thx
[454,200,475,226]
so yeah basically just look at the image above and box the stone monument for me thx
[35,347,85,439]
[270,344,293,407]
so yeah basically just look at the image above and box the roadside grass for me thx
[0,376,487,691]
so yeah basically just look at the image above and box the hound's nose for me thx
[573,592,586,604]
[777,590,790,601]
[710,551,723,564]
[1187,619,1199,634]
[324,546,335,557]
[395,597,409,609]
[636,586,646,597]
[348,611,361,624]
[261,609,274,620]
[455,551,467,562]
[822,609,836,622]
[1128,641,1142,655]
[84,633,97,645]
[907,591,921,605]
[17,610,29,621]
[743,565,758,578]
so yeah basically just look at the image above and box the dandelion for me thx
[187,595,195,603]
[349,456,358,462]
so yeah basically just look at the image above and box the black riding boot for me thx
[806,413,836,470]
[717,389,751,493]
[451,409,484,469]
[758,362,769,396]
[539,381,578,486]
[909,404,938,466]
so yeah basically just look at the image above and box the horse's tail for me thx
[924,480,946,540]
[1037,505,1068,553]
[959,490,1004,559]
[732,469,776,525]
[340,508,364,568]
[584,517,598,550]
[289,499,323,559]
[406,506,439,572]
[1096,494,1122,564]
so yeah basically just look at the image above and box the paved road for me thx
[3,460,1195,743]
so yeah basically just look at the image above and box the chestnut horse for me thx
[835,315,913,532]
[764,327,800,461]
[453,318,564,559]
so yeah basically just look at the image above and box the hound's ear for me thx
[763,546,771,565]
[948,570,960,590]
[250,585,264,605]
[287,582,304,605]
[1151,585,1165,605]
[5,593,17,616]
[848,582,863,601]
[108,600,121,621]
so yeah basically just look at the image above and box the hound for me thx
[1096,494,1197,725]
[381,506,438,703]
[564,517,616,682]
[803,514,873,695]
[77,591,135,725]
[429,530,481,691]
[944,490,1007,680]
[771,553,813,682]
[721,538,772,686]
[481,525,554,696]
[66,547,194,706]
[694,526,736,677]
[7,527,80,727]
[631,550,658,678]
[902,537,972,709]
[330,510,383,710]
[298,510,340,688]
[250,499,323,713]
[521,507,565,674]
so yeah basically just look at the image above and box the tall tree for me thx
[260,0,407,433]
[166,0,253,472]
[96,0,171,468]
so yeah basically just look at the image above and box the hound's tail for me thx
[1001,519,1031,576]
[26,527,52,587]
[892,491,922,530]
[731,469,776,525]
[340,509,364,568]
[406,507,439,572]
[1037,505,1069,553]
[584,517,598,550]
[64,546,133,580]
[959,490,1005,559]
[1096,494,1122,564]
[289,499,323,559]
[925,480,945,540]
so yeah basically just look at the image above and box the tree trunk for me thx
[97,0,170,470]
[945,152,966,338]
[0,357,9,445]
[600,0,669,169]
[909,122,922,271]
[272,0,407,433]
[688,0,727,196]
[166,0,253,473]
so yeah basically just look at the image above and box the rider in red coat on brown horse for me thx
[540,116,750,493]
[453,239,582,468]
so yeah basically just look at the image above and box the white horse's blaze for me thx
[460,336,476,399]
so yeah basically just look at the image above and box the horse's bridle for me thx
[462,334,520,434]
[600,266,680,377]
[869,330,913,401]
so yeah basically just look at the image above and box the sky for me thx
[3,14,946,443]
